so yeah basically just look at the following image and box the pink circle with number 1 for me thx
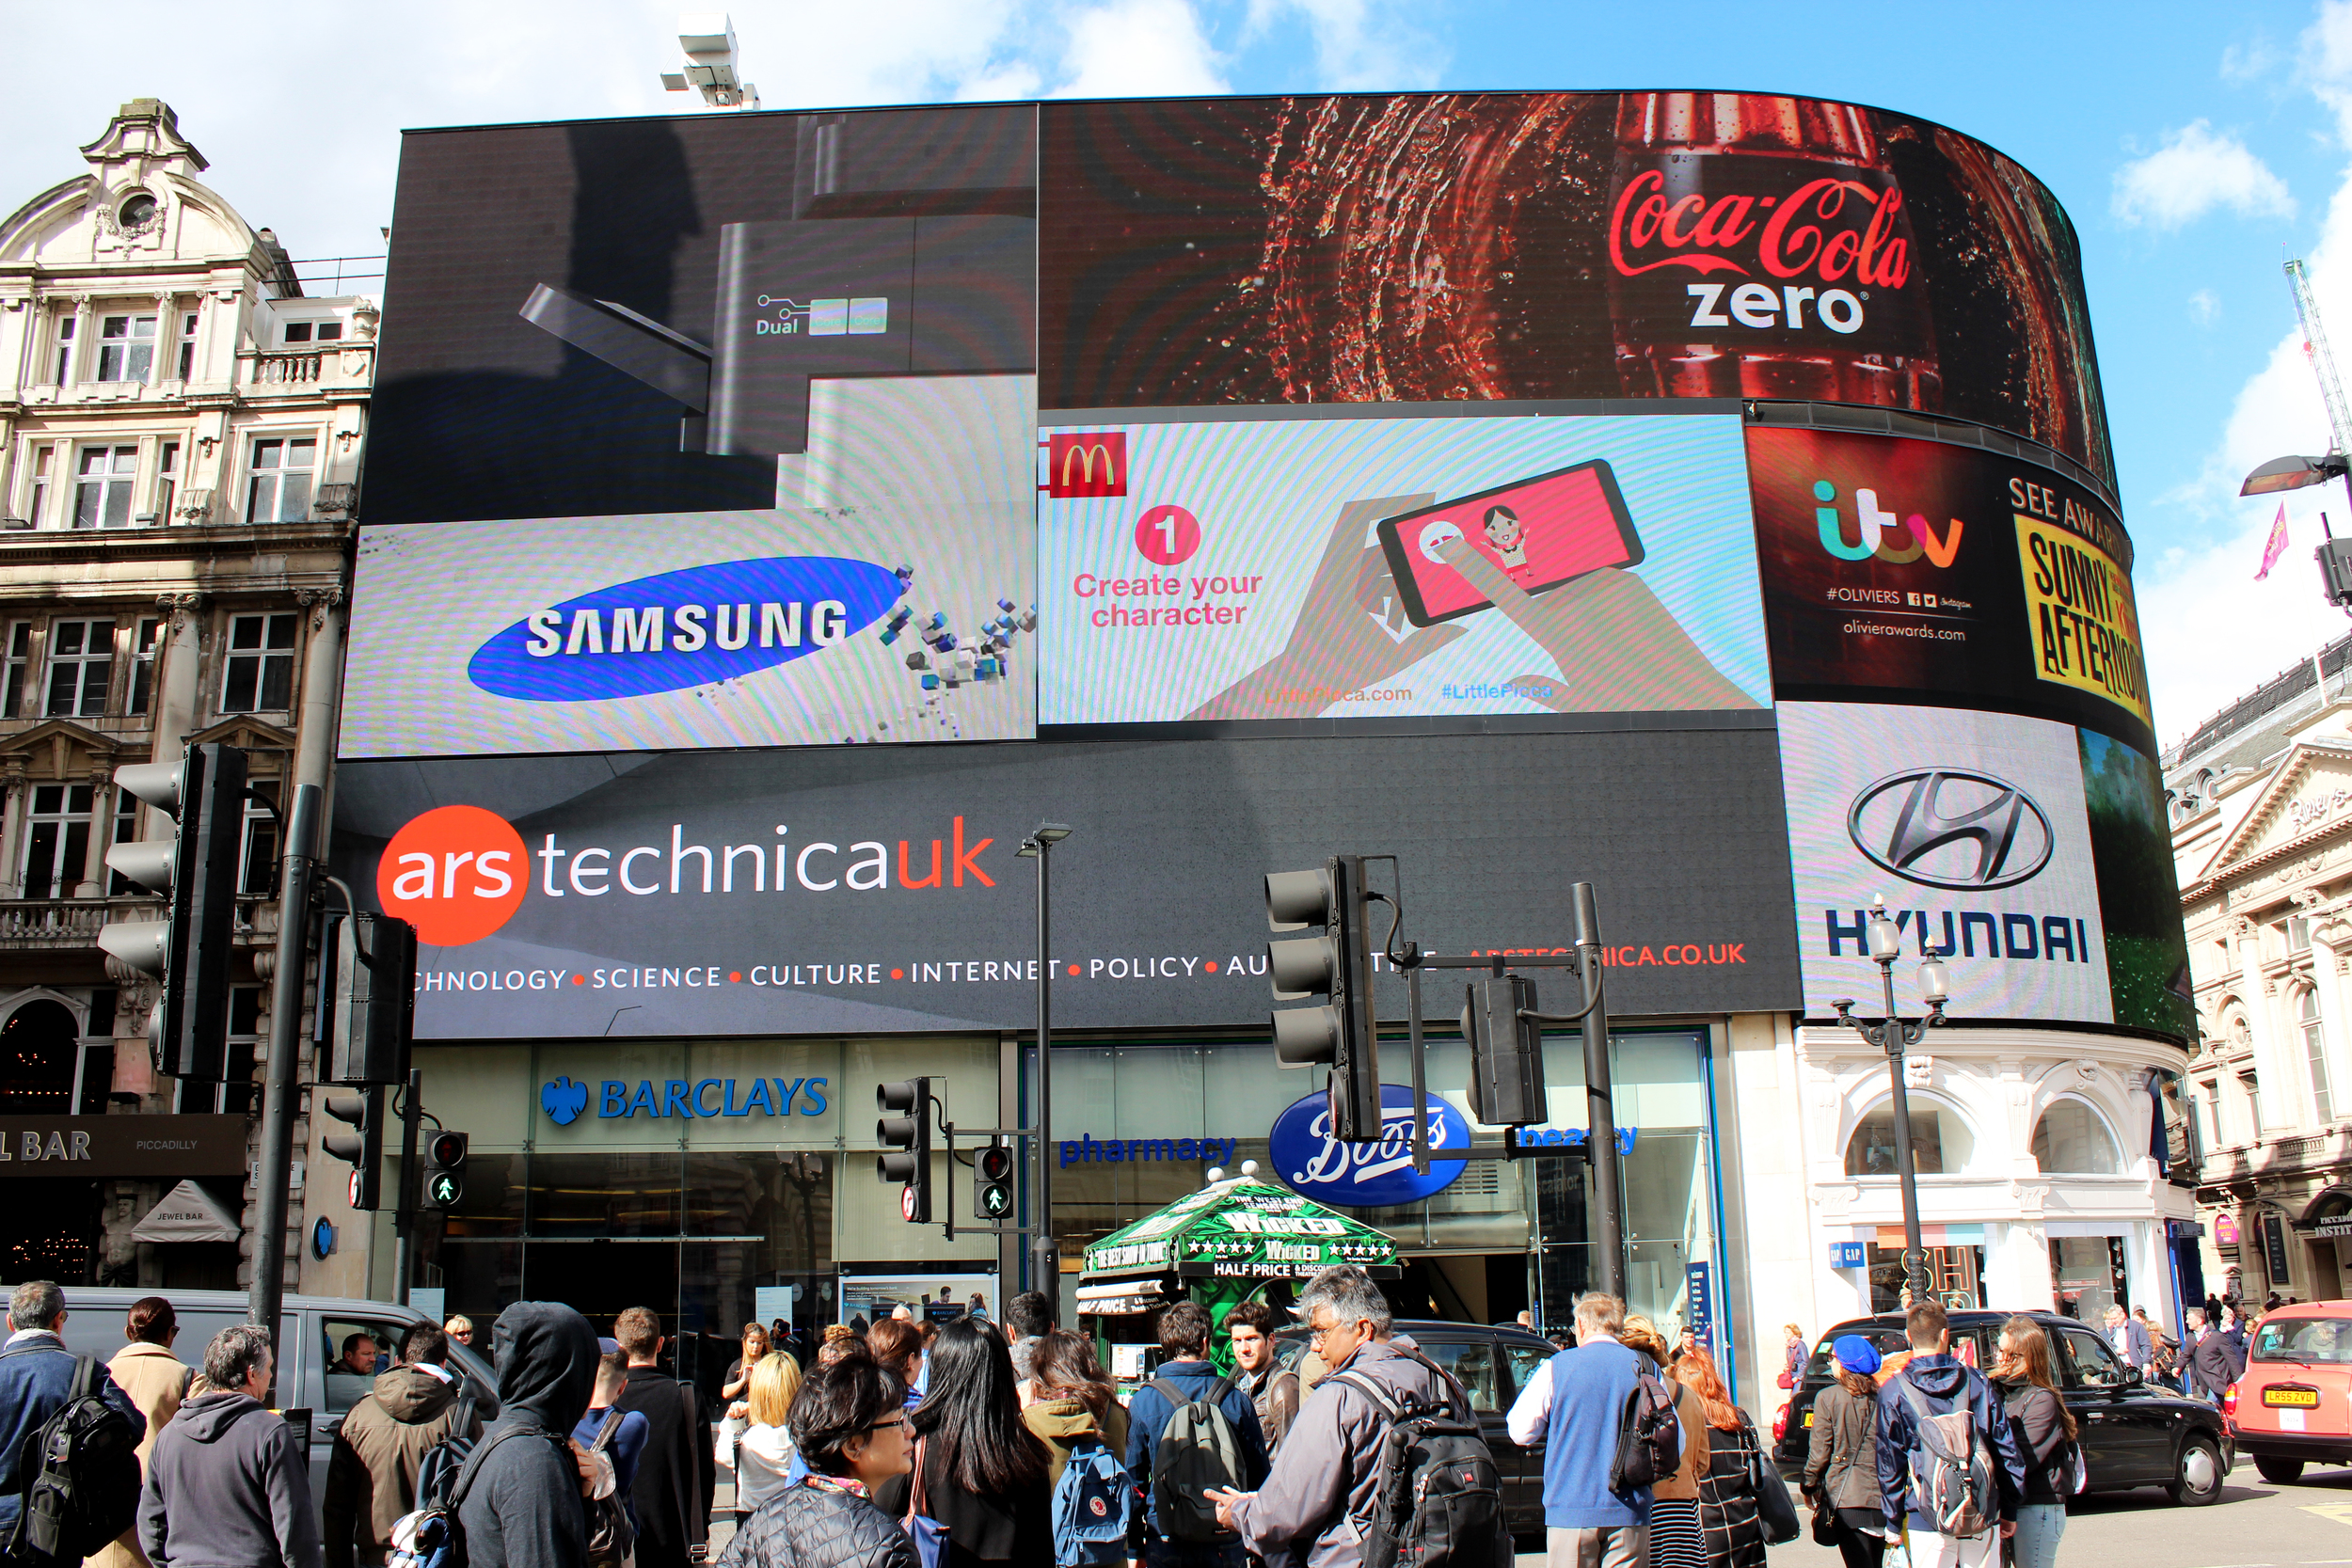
[1135,504,1201,566]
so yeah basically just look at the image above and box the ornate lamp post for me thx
[1831,896,1953,1308]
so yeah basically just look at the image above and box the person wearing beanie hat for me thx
[1803,1337,1889,1568]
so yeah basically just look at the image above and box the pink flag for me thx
[2258,503,2292,579]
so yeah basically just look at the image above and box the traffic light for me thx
[1461,974,1548,1126]
[421,1131,468,1210]
[973,1141,1014,1222]
[2323,536,2352,608]
[98,743,248,1080]
[877,1078,931,1223]
[320,1086,384,1211]
[1265,855,1380,1142]
[330,912,416,1085]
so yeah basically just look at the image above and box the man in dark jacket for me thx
[323,1321,484,1567]
[457,1301,602,1568]
[1876,1302,2026,1568]
[613,1305,716,1568]
[137,1323,321,1568]
[1129,1299,1269,1568]
[2183,1308,2246,1403]
[0,1279,144,1541]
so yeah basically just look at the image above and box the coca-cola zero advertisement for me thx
[1040,92,2112,486]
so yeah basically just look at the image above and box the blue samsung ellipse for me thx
[468,556,904,702]
[1268,1084,1469,1207]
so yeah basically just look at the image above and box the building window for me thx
[73,446,137,529]
[105,785,139,896]
[54,317,73,384]
[220,612,296,712]
[2243,1072,2264,1139]
[43,619,114,719]
[1845,1103,1971,1177]
[24,446,53,528]
[246,437,315,523]
[2305,989,2335,1123]
[95,315,156,382]
[2030,1098,2125,1174]
[180,986,262,1115]
[239,781,278,896]
[126,617,161,716]
[2292,916,2313,954]
[2,623,31,718]
[20,784,93,900]
[43,619,113,718]
[176,312,199,380]
[155,442,179,524]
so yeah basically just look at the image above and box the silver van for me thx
[45,1286,500,1510]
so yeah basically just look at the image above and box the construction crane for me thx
[2290,257,2352,458]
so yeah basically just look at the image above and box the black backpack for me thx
[1605,1359,1681,1495]
[2,1351,142,1565]
[1333,1354,1511,1568]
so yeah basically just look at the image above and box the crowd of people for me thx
[0,1271,2190,1568]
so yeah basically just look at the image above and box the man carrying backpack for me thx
[0,1279,144,1560]
[323,1321,484,1568]
[1502,1291,1654,1568]
[1125,1301,1269,1568]
[1875,1302,2025,1568]
[137,1323,322,1568]
[1209,1266,1462,1568]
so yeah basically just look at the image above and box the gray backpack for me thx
[1895,1375,1995,1539]
[1148,1376,1246,1543]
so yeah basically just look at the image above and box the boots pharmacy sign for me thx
[1268,1085,1469,1207]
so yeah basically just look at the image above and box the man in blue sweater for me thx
[1875,1301,2025,1568]
[0,1279,143,1539]
[1128,1300,1269,1568]
[1504,1292,1647,1568]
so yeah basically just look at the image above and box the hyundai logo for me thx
[1846,768,2053,891]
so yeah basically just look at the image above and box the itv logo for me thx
[1813,479,1963,567]
[1041,434,1127,499]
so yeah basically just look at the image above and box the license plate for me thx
[2265,1387,2320,1407]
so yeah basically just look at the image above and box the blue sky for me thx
[4,0,2346,741]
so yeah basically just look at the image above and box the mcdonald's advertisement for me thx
[1744,425,2154,755]
[1037,411,1770,727]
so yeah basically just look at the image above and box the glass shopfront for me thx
[1041,1026,1727,1344]
[412,1035,997,1397]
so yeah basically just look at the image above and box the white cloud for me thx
[1243,0,1446,91]
[1055,0,1227,97]
[2304,0,2352,141]
[2191,288,2222,325]
[2113,120,2296,229]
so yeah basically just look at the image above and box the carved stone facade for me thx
[0,101,361,1292]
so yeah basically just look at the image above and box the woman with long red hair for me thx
[1672,1348,1765,1568]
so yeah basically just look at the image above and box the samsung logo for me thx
[468,556,905,703]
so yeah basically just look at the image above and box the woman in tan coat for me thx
[1622,1316,1708,1568]
[90,1297,193,1568]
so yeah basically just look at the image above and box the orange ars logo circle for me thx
[377,804,529,947]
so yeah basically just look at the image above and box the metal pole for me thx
[392,1066,421,1307]
[1032,843,1055,1304]
[1879,959,1931,1306]
[1572,882,1625,1301]
[247,782,321,1390]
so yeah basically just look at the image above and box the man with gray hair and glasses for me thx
[0,1280,143,1545]
[138,1323,323,1568]
[1206,1265,1459,1568]
[1504,1293,1649,1568]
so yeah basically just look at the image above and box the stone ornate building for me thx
[2169,635,2352,1306]
[0,100,364,1292]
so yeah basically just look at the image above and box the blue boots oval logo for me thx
[542,1075,591,1126]
[1268,1085,1469,1207]
[469,556,906,703]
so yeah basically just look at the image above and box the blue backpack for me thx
[1051,1436,1136,1567]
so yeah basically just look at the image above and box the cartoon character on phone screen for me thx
[1482,504,1529,575]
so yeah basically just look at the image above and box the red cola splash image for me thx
[1038,91,2112,486]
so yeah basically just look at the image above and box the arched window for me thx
[0,1001,79,1112]
[2305,990,2336,1123]
[2030,1097,2124,1175]
[1845,1101,1973,1177]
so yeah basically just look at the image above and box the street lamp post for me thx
[1830,897,1953,1308]
[1017,823,1072,1305]
[2242,452,2352,610]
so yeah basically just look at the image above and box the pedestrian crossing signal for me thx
[974,1142,1014,1221]
[421,1130,468,1211]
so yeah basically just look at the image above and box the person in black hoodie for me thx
[457,1301,602,1568]
[137,1323,322,1568]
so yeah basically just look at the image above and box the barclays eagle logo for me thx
[541,1076,590,1126]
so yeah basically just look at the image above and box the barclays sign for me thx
[1269,1085,1470,1208]
[539,1073,829,1125]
